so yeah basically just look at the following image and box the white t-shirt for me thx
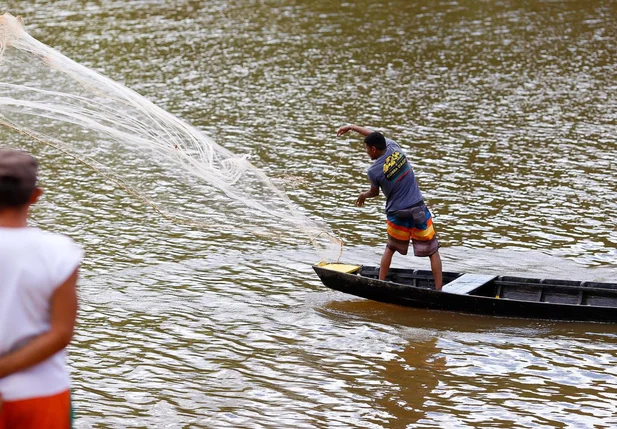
[0,226,83,401]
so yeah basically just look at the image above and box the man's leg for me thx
[429,250,443,290]
[380,246,396,280]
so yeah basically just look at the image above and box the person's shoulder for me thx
[367,160,379,173]
[27,226,72,242]
[27,227,83,258]
[366,159,383,181]
[385,138,401,150]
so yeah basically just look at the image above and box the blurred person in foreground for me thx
[337,125,443,290]
[0,148,83,428]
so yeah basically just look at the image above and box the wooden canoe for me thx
[313,264,617,323]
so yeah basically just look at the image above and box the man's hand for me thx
[356,185,379,207]
[337,124,374,137]
[337,125,354,136]
[356,192,367,207]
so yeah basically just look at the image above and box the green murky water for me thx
[3,1,617,427]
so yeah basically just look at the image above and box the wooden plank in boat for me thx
[442,274,497,295]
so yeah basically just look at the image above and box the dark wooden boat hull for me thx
[313,265,617,323]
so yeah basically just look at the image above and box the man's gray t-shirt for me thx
[367,138,423,214]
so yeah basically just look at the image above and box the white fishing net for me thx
[0,13,342,262]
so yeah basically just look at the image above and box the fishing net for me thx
[0,13,342,262]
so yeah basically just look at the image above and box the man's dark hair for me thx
[364,132,386,151]
[0,176,34,209]
[0,148,38,209]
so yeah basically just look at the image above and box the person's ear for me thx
[29,187,44,205]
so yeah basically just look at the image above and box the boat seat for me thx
[442,274,497,295]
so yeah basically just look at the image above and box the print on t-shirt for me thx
[383,151,410,182]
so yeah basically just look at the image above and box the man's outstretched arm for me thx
[337,124,374,137]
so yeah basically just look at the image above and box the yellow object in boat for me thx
[317,262,361,274]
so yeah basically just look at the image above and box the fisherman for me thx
[0,148,83,428]
[337,125,443,290]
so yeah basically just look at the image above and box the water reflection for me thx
[322,299,447,425]
[321,297,617,427]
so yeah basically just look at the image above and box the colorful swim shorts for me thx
[386,203,440,257]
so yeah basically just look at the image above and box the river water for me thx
[3,0,617,427]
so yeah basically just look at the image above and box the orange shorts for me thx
[0,389,71,429]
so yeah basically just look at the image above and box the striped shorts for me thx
[386,204,440,257]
